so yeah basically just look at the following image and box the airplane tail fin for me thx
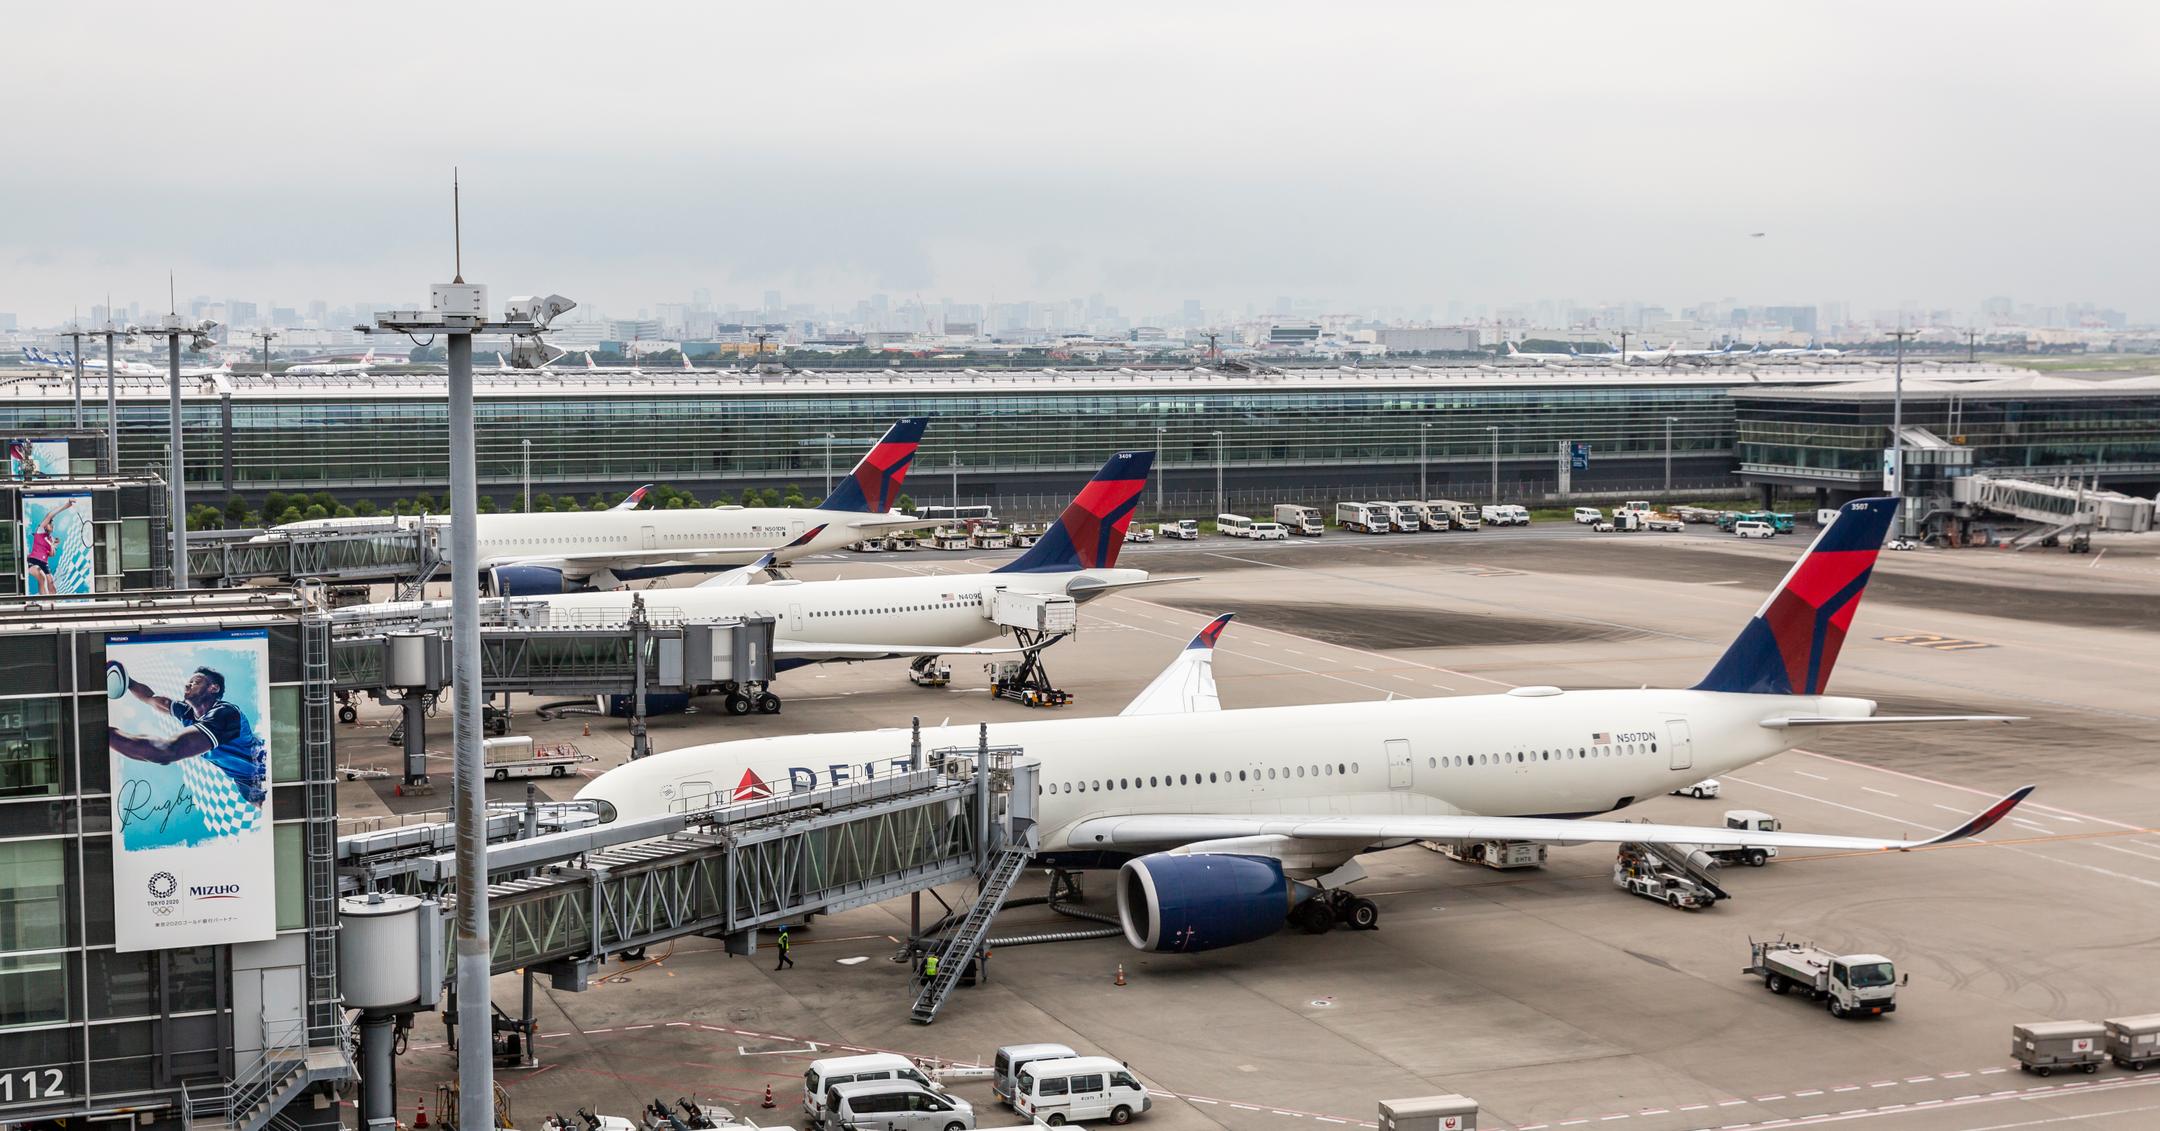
[1694,497,1900,695]
[993,450,1154,574]
[817,417,929,513]
[611,485,653,511]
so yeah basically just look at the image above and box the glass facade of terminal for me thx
[0,619,325,1128]
[1735,391,2160,482]
[1,381,1739,498]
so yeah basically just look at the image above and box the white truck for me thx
[1335,501,1390,534]
[483,736,588,781]
[1432,500,1480,530]
[1480,504,1529,527]
[1745,939,1900,1018]
[1366,500,1419,532]
[1272,504,1326,536]
[1427,838,1547,870]
[1157,519,1198,541]
[1696,810,1780,867]
[1412,501,1452,532]
[1392,501,1435,532]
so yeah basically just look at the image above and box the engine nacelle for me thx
[488,565,589,596]
[1117,853,1316,953]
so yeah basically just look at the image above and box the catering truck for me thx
[1745,939,1900,1018]
[1335,501,1390,533]
[1272,504,1326,536]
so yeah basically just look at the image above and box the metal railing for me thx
[181,1016,350,1131]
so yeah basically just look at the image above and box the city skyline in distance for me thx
[5,2,2159,326]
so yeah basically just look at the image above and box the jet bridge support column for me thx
[401,695,429,786]
[629,598,652,761]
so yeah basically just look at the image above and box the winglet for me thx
[1911,785,2036,849]
[1188,612,1234,650]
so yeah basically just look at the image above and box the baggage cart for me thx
[2012,1020,2105,1076]
[2104,1013,2160,1071]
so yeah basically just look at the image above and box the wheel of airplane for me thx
[1291,899,1335,935]
[338,705,358,724]
[1345,898,1379,931]
[725,694,752,716]
[756,692,782,714]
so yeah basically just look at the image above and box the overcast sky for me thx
[5,1,2157,325]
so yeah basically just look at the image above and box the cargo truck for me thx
[1335,501,1390,533]
[1745,939,1900,1018]
[1698,810,1779,867]
[1272,504,1326,535]
[1432,500,1480,530]
[1157,519,1198,540]
[484,736,589,781]
[1366,501,1419,532]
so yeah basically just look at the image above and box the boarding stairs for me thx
[910,841,1036,1024]
[1621,840,1730,904]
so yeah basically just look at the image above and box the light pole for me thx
[950,449,959,511]
[252,328,278,378]
[130,314,218,589]
[363,217,571,1131]
[1664,416,1676,498]
[1155,425,1166,517]
[1212,430,1224,517]
[100,324,122,475]
[521,438,532,512]
[61,322,90,430]
[823,432,834,500]
[1887,328,1916,535]
[1419,421,1430,499]
[1486,425,1499,501]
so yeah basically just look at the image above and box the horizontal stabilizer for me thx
[1761,714,2025,729]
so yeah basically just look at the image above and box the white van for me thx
[1573,506,1603,524]
[1013,1056,1152,1126]
[805,1054,940,1125]
[1247,521,1288,541]
[1216,513,1255,538]
[1734,520,1775,539]
[993,1043,1079,1106]
[826,1080,973,1131]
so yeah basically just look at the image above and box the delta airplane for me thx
[286,349,377,375]
[578,497,2031,954]
[275,418,939,592]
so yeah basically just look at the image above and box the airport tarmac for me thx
[346,523,2160,1131]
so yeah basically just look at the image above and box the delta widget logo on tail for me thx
[822,418,928,513]
[1060,451,1152,568]
[1695,497,1899,696]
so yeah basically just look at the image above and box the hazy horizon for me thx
[6,1,2157,325]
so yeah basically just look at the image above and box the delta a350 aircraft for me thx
[277,418,937,593]
[578,496,2031,954]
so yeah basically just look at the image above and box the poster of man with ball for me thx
[105,627,276,950]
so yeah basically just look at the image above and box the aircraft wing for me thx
[1065,575,1201,597]
[1064,786,2034,854]
[487,525,828,576]
[1760,715,2025,729]
[772,642,1029,662]
[844,513,946,533]
[1120,614,1232,717]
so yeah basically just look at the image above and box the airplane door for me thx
[1386,739,1413,790]
[640,525,656,550]
[1667,720,1694,770]
[789,603,804,633]
[790,520,805,539]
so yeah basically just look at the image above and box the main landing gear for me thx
[1291,890,1379,934]
[719,680,782,716]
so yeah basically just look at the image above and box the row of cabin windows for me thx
[1044,762,1363,794]
[1427,741,1657,767]
[810,595,981,618]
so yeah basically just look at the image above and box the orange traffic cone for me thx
[761,1085,776,1110]
[414,1100,429,1129]
[1114,964,1126,986]
[582,721,591,737]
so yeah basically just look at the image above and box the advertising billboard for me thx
[22,492,93,595]
[106,628,276,951]
[6,437,68,478]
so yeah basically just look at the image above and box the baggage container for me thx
[2012,1020,2105,1076]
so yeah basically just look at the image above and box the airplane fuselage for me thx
[579,687,1875,862]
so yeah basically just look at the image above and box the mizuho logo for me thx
[148,871,178,898]
[190,884,242,899]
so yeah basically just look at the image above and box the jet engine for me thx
[487,565,588,596]
[1116,853,1317,953]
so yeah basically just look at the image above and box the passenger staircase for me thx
[1621,840,1730,904]
[909,841,1035,1024]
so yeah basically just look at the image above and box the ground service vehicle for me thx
[1123,526,1154,543]
[1366,501,1418,532]
[1613,844,1717,908]
[1574,507,1603,524]
[1643,512,1684,532]
[1434,838,1546,870]
[1747,940,1899,1018]
[1671,778,1721,799]
[1766,512,1798,533]
[483,736,585,780]
[1335,501,1389,533]
[1272,504,1325,535]
[1433,500,1480,529]
[1702,810,1779,866]
[804,1055,942,1126]
[1013,1056,1152,1126]
[1386,501,1431,531]
[1247,521,1289,541]
[1616,500,1653,518]
[993,1044,1079,1107]
[1216,513,1255,537]
[1600,512,1642,532]
[1480,504,1507,526]
[2013,1021,2105,1076]
[1674,506,1724,524]
[1157,519,1198,541]
[2104,1014,2160,1070]
[1734,520,1775,539]
[1493,504,1530,525]
[826,1081,973,1131]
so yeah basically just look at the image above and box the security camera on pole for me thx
[359,174,573,1131]
[129,309,220,589]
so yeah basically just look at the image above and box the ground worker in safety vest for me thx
[924,952,939,982]
[774,926,794,970]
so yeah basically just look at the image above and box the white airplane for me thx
[578,496,2031,953]
[20,346,189,377]
[273,418,939,592]
[286,349,377,375]
[1502,342,1583,364]
[1763,342,1844,358]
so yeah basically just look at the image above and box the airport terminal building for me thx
[7,360,2156,512]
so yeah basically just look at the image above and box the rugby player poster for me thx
[106,627,276,950]
[21,492,93,595]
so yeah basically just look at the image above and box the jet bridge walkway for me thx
[1949,474,2156,549]
[188,522,441,589]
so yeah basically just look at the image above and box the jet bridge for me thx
[188,521,442,590]
[1949,474,2155,549]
